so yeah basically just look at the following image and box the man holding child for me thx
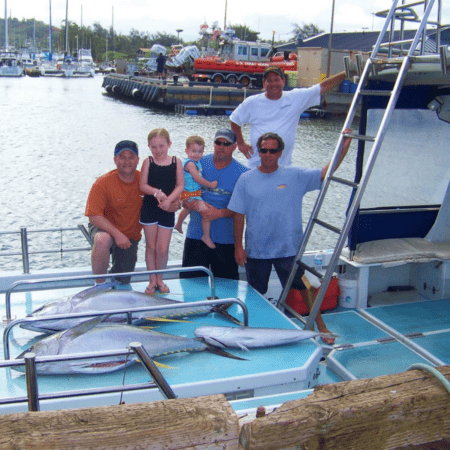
[180,128,248,280]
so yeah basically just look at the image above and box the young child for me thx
[139,128,184,295]
[174,136,218,249]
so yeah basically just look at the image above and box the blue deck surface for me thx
[319,310,391,345]
[0,277,322,412]
[330,341,433,379]
[363,299,450,335]
[323,297,450,380]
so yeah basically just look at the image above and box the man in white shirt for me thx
[230,65,347,168]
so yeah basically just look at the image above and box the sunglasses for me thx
[258,148,281,154]
[214,140,233,147]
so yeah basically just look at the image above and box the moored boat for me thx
[0,50,24,77]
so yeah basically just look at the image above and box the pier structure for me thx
[102,74,259,115]
[102,73,350,117]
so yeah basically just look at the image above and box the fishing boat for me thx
[73,48,95,77]
[0,0,449,447]
[0,50,24,77]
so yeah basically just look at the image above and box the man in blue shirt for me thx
[228,130,352,342]
[181,128,248,279]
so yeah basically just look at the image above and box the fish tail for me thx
[203,342,247,361]
[210,305,243,326]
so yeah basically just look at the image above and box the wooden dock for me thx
[1,365,449,449]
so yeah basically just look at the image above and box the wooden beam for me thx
[0,394,240,450]
[239,365,450,450]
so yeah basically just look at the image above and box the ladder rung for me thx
[360,90,392,97]
[345,132,375,142]
[375,1,425,18]
[297,260,324,280]
[328,175,358,188]
[313,218,341,234]
[379,39,414,47]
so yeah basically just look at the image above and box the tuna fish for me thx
[16,316,245,375]
[194,325,338,351]
[21,282,242,333]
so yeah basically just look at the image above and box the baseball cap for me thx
[263,65,284,79]
[214,128,237,144]
[114,140,139,156]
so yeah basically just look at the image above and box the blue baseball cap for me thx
[114,140,139,156]
[214,128,236,144]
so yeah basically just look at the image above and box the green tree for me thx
[228,24,260,42]
[291,23,324,40]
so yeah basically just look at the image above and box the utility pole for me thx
[327,0,335,78]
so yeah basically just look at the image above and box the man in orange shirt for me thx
[85,140,144,284]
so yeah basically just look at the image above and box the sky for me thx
[4,0,450,43]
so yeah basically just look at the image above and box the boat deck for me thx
[1,275,449,415]
[320,293,450,381]
[229,291,450,419]
[0,277,322,413]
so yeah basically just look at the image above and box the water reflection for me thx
[0,76,354,272]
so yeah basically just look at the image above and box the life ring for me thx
[57,64,62,70]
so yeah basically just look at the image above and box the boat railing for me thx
[0,225,92,274]
[374,0,443,58]
[3,265,236,321]
[1,345,175,412]
[3,296,249,359]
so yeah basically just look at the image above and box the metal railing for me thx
[0,225,92,274]
[3,266,228,321]
[1,266,249,412]
[2,344,176,412]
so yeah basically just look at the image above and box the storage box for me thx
[286,277,340,315]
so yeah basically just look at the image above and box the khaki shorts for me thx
[88,223,139,284]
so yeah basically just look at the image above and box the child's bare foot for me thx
[202,236,216,249]
[174,223,183,234]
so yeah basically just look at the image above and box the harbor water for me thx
[0,75,356,273]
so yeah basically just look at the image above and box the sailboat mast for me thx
[65,0,69,56]
[4,0,8,49]
[32,18,36,58]
[49,0,52,61]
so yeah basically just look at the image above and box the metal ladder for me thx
[277,0,441,329]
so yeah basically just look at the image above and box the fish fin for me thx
[143,317,192,323]
[140,325,160,329]
[200,336,228,349]
[237,342,250,352]
[72,282,121,300]
[60,315,110,341]
[211,306,243,326]
[204,343,247,361]
[136,358,175,369]
[155,361,176,369]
